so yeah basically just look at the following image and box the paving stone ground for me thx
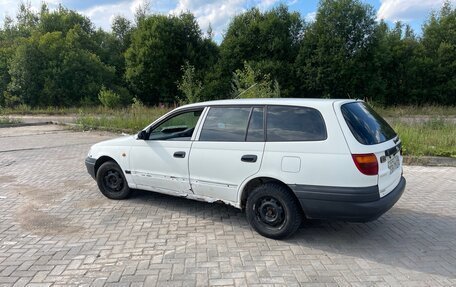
[0,125,455,287]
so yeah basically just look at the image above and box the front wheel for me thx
[96,161,131,200]
[246,183,302,239]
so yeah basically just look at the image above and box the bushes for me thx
[97,85,133,108]
[98,86,121,108]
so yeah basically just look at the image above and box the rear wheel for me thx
[96,161,131,200]
[246,183,302,239]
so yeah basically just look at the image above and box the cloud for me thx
[0,0,165,31]
[0,0,19,20]
[287,0,298,6]
[256,0,280,11]
[169,0,280,40]
[377,0,453,22]
[0,0,59,22]
[170,0,246,39]
[80,0,144,31]
[304,11,316,22]
[1,0,286,41]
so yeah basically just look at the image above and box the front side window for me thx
[267,106,327,141]
[199,107,251,141]
[148,109,203,140]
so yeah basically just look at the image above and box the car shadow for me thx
[128,188,246,223]
[292,208,456,277]
[127,189,456,279]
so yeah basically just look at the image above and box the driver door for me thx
[130,108,204,195]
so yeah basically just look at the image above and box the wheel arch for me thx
[239,177,303,213]
[94,156,118,177]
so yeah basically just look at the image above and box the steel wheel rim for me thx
[254,196,286,229]
[103,170,124,192]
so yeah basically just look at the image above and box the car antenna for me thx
[235,83,258,99]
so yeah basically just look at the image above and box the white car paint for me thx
[189,141,265,203]
[87,135,136,186]
[87,98,403,209]
[332,101,403,197]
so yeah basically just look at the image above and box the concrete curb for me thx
[2,121,455,167]
[0,121,55,128]
[403,156,456,167]
[64,122,134,134]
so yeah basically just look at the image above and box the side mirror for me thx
[137,130,147,140]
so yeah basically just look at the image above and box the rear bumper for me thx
[290,176,406,222]
[85,157,97,179]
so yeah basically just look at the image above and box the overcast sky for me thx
[1,0,454,42]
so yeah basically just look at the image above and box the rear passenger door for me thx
[189,106,265,203]
[261,105,331,186]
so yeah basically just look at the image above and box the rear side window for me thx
[266,106,327,141]
[246,107,264,142]
[341,102,396,145]
[199,107,251,141]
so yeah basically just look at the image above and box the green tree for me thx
[177,62,203,104]
[1,0,455,108]
[1,4,119,107]
[0,49,10,106]
[112,16,133,50]
[6,33,43,106]
[38,4,93,36]
[231,62,280,98]
[15,1,39,37]
[372,21,426,105]
[125,13,215,105]
[0,26,16,106]
[295,0,377,99]
[421,1,456,105]
[219,5,303,98]
[134,0,151,24]
[7,27,114,107]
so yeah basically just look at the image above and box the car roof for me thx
[180,98,360,109]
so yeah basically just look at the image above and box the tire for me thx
[246,183,302,239]
[96,161,131,200]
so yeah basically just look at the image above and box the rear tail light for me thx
[352,153,378,175]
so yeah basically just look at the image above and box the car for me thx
[85,98,406,239]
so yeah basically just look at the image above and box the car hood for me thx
[92,135,137,148]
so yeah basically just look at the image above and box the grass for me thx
[2,104,455,158]
[0,105,137,116]
[390,119,456,158]
[373,105,456,117]
[2,103,455,117]
[1,105,84,115]
[75,107,455,158]
[0,104,171,133]
[75,106,170,133]
[0,117,21,125]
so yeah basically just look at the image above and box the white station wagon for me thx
[85,99,406,239]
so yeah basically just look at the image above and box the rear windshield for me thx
[341,102,396,145]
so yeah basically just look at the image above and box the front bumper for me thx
[291,176,406,222]
[85,157,97,179]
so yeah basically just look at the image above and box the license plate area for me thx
[387,153,400,174]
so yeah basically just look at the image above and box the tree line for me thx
[0,0,455,108]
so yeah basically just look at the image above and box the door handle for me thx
[173,151,186,158]
[241,154,257,163]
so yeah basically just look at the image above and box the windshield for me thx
[341,102,396,145]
